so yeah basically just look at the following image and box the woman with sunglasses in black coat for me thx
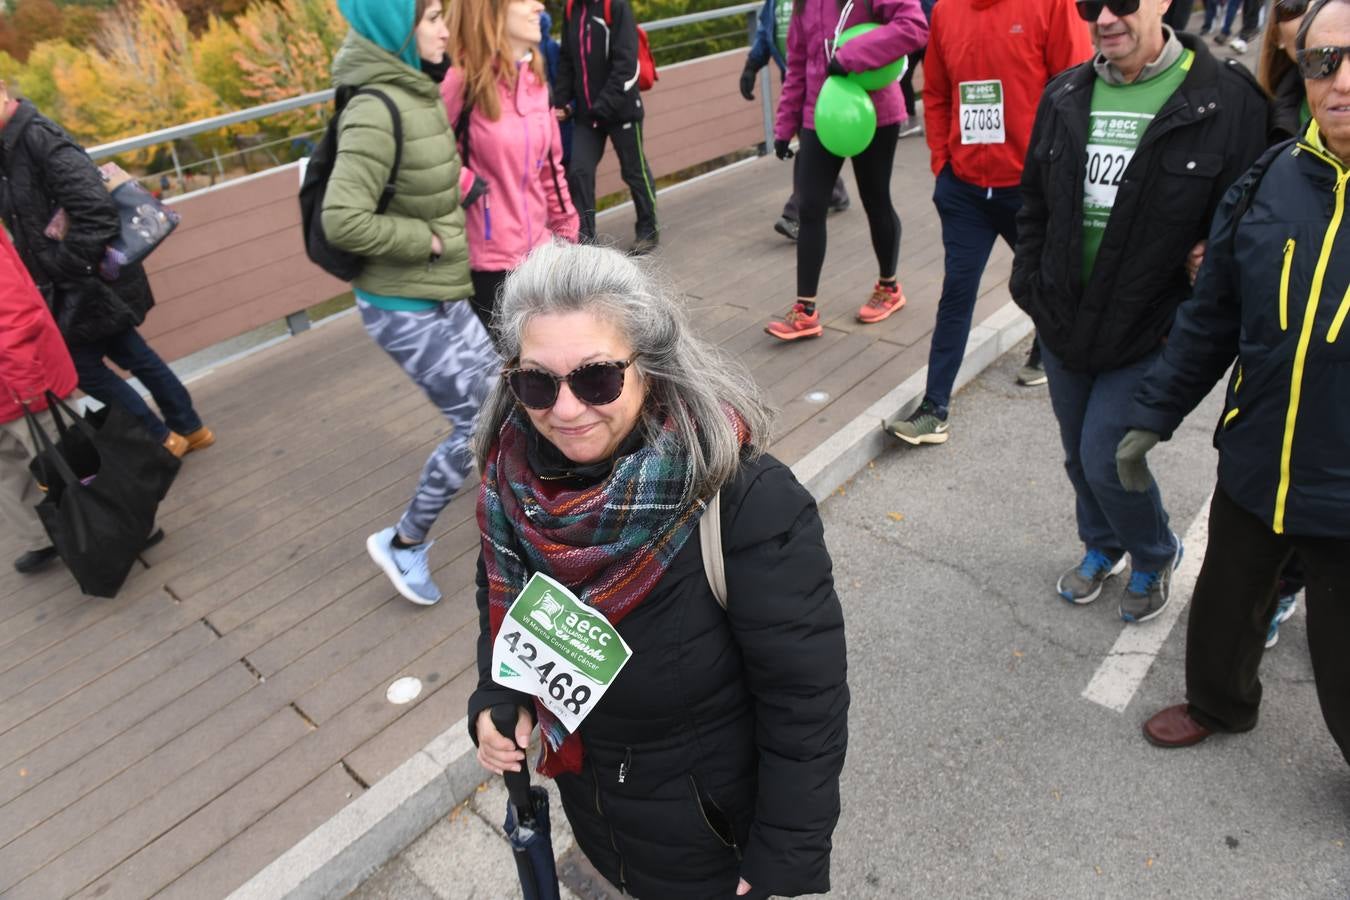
[466,241,848,900]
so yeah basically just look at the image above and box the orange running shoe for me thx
[765,302,823,341]
[857,281,906,324]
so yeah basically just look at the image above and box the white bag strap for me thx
[699,490,727,609]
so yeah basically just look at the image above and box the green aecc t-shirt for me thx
[1081,49,1194,279]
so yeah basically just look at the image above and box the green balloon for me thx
[814,75,877,158]
[835,22,908,92]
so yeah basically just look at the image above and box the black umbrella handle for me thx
[490,704,535,821]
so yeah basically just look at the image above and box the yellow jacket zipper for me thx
[1279,238,1295,331]
[1327,281,1350,342]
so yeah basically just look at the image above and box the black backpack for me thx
[298,86,402,281]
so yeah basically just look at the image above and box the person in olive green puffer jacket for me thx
[326,0,500,608]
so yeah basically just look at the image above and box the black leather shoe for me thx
[14,546,58,574]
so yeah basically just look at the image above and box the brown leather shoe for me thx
[1143,704,1214,748]
[183,426,215,453]
[163,431,189,458]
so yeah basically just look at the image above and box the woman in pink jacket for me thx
[443,0,579,338]
[766,0,928,341]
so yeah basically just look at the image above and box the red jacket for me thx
[923,0,1091,187]
[0,228,77,425]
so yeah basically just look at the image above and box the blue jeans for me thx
[925,167,1021,414]
[70,327,201,442]
[1040,344,1176,571]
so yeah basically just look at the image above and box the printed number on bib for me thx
[491,572,633,732]
[959,80,1005,145]
[1083,144,1134,210]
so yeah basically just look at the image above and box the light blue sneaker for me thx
[1120,534,1184,624]
[366,526,441,606]
[1265,590,1300,649]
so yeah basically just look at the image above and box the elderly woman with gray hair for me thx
[466,240,848,899]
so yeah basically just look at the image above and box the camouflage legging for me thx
[358,298,498,543]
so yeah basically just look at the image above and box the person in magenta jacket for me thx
[443,0,579,338]
[0,227,77,574]
[767,0,928,341]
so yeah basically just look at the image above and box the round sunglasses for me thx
[503,355,639,410]
[1298,44,1350,79]
[1075,0,1141,21]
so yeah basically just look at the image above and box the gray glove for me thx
[1116,429,1161,493]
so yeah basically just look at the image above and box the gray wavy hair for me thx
[471,240,774,504]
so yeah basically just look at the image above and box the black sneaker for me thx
[14,546,58,574]
[630,235,659,256]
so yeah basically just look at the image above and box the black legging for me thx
[900,48,926,118]
[795,124,901,298]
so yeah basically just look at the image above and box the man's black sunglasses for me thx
[1275,0,1309,22]
[1075,0,1142,21]
[1298,45,1350,79]
[503,355,639,409]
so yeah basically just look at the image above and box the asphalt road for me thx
[822,339,1349,899]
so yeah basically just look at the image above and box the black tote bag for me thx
[25,393,181,597]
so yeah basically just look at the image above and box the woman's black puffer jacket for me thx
[0,99,154,345]
[470,453,849,900]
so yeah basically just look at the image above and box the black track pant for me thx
[794,124,901,298]
[567,117,658,242]
[1185,485,1350,767]
[470,269,508,346]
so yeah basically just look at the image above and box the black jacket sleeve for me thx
[28,123,119,281]
[589,0,640,123]
[725,460,848,898]
[467,552,537,746]
[554,10,576,110]
[1129,176,1247,439]
[1010,86,1056,314]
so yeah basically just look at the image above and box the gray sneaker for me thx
[1057,548,1127,605]
[1120,535,1184,624]
[884,400,949,445]
[774,216,800,241]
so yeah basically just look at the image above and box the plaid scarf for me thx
[479,408,710,777]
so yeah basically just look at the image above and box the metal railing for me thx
[88,2,766,167]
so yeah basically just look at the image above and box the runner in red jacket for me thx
[886,0,1090,444]
[0,227,77,573]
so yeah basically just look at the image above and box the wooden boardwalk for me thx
[0,133,1015,899]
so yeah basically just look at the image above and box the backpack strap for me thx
[546,146,566,214]
[454,96,474,168]
[1226,138,1295,245]
[343,87,403,214]
[699,490,727,610]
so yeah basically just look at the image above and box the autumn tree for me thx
[53,0,221,156]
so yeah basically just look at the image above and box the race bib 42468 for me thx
[491,572,633,733]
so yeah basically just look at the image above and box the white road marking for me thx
[1081,490,1214,712]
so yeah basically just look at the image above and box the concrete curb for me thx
[794,301,1034,502]
[229,300,1034,900]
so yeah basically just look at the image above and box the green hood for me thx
[338,0,419,70]
[330,30,438,100]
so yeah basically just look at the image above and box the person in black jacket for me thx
[1010,6,1269,625]
[554,0,659,252]
[468,240,847,900]
[1118,0,1350,766]
[0,83,213,459]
